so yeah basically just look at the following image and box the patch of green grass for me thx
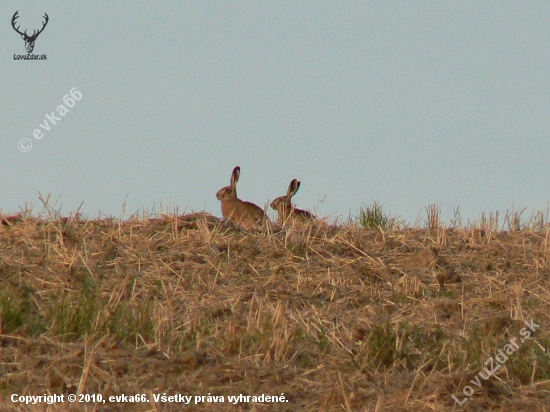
[406,325,448,370]
[317,330,330,352]
[358,202,390,230]
[505,338,550,383]
[46,272,157,344]
[366,322,396,368]
[47,288,98,339]
[107,300,156,343]
[0,295,25,333]
[354,322,451,372]
[0,286,46,335]
[459,325,490,370]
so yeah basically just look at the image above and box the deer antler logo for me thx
[11,11,49,54]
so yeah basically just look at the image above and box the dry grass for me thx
[0,208,550,411]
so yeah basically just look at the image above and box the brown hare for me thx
[270,179,315,224]
[216,166,267,228]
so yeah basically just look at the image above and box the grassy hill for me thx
[0,209,549,410]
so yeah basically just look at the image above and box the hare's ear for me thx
[287,179,297,199]
[288,179,300,199]
[231,166,240,187]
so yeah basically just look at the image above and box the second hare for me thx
[271,179,315,224]
[216,166,267,229]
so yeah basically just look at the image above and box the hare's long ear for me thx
[231,166,240,188]
[285,180,294,200]
[288,179,300,199]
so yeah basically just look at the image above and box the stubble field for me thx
[0,209,549,411]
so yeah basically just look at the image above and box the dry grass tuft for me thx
[0,211,550,410]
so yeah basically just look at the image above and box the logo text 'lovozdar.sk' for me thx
[11,10,48,60]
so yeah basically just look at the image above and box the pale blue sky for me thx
[2,1,550,224]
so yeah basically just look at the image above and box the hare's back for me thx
[242,201,266,219]
[294,208,315,221]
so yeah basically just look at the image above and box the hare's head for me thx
[270,179,300,215]
[216,166,240,201]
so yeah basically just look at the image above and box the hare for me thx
[270,179,315,224]
[216,166,267,228]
